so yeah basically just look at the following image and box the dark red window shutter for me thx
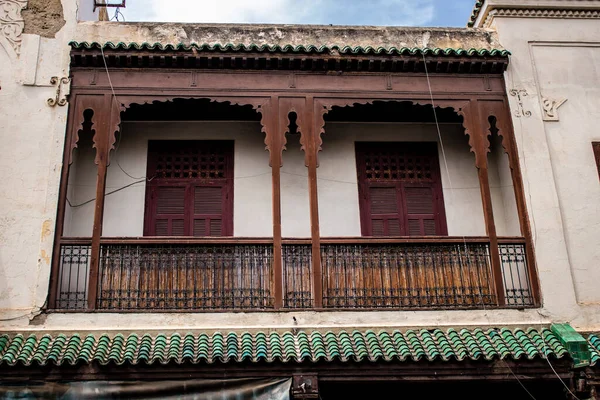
[153,186,186,236]
[594,142,600,181]
[144,141,233,236]
[356,142,447,237]
[367,186,402,236]
[404,186,437,236]
[192,185,226,236]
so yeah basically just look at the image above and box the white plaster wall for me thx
[317,122,487,237]
[488,133,521,237]
[2,0,599,332]
[64,122,491,238]
[488,15,600,329]
[0,0,79,319]
[65,121,273,237]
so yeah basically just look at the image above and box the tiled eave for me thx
[591,333,600,366]
[469,1,486,27]
[0,328,574,367]
[69,41,510,74]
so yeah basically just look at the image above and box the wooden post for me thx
[48,97,79,308]
[467,100,506,306]
[87,94,119,310]
[495,100,541,305]
[269,96,284,309]
[307,97,323,308]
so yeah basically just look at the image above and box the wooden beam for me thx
[496,99,541,305]
[269,96,284,309]
[307,97,323,308]
[468,99,505,306]
[48,97,80,308]
[87,94,120,310]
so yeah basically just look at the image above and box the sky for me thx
[115,0,476,27]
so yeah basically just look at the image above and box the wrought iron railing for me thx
[319,241,496,309]
[499,240,533,307]
[282,244,313,308]
[53,237,534,311]
[55,240,91,310]
[96,240,274,310]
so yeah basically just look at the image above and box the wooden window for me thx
[594,142,600,181]
[144,140,234,236]
[356,142,447,236]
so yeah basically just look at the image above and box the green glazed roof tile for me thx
[0,327,586,367]
[468,0,485,27]
[588,334,599,366]
[68,41,510,58]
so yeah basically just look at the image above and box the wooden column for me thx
[48,97,80,308]
[306,97,323,308]
[466,99,506,306]
[492,100,541,305]
[87,94,120,310]
[268,96,284,309]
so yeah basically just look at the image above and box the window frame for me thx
[143,140,234,237]
[355,141,448,237]
[593,142,600,181]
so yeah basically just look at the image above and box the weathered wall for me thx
[22,0,66,38]
[63,121,514,239]
[1,0,598,332]
[479,2,600,330]
[0,0,77,320]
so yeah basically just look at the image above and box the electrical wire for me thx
[507,66,581,400]
[422,52,539,400]
[66,179,145,208]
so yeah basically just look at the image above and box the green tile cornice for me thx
[69,41,510,58]
[0,327,582,367]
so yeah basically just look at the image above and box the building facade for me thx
[0,0,598,398]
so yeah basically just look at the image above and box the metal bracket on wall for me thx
[47,76,70,107]
[509,89,532,118]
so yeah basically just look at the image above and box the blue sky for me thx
[118,0,476,27]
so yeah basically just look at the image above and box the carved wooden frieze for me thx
[0,0,27,59]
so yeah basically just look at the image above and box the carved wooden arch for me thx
[66,94,120,166]
[67,95,274,167]
[311,98,474,167]
[477,100,518,170]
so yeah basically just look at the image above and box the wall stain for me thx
[40,249,50,265]
[22,0,66,38]
[40,219,52,241]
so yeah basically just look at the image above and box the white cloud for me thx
[122,0,435,26]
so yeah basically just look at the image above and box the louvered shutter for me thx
[152,186,187,236]
[144,140,234,237]
[356,142,447,237]
[368,186,402,236]
[404,185,437,236]
[192,186,226,236]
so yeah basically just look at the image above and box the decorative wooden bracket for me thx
[47,77,70,107]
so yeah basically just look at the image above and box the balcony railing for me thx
[54,237,534,311]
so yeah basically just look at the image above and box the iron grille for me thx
[56,244,90,310]
[320,243,496,309]
[97,244,274,310]
[499,242,533,307]
[282,244,313,308]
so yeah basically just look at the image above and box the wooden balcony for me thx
[54,237,533,311]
